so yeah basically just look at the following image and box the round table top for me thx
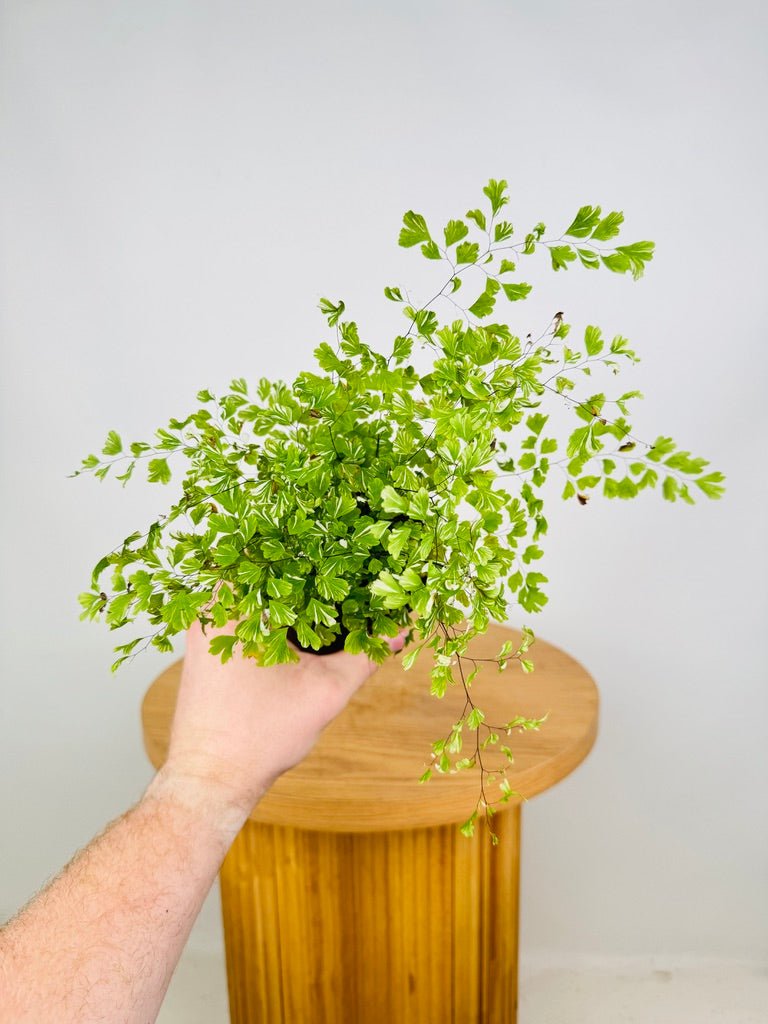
[141,624,598,832]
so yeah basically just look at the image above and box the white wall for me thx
[1,0,766,963]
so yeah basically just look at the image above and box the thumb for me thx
[386,627,410,653]
[325,627,411,698]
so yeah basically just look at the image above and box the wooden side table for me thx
[141,624,598,1023]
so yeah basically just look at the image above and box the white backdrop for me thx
[1,0,766,966]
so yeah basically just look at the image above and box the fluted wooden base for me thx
[219,807,521,1024]
[143,628,598,1021]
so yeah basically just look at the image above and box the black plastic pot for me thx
[286,624,349,655]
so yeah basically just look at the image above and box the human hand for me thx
[159,622,408,821]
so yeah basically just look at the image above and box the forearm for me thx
[0,621,405,1020]
[0,769,255,1024]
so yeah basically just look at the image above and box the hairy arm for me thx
[0,771,244,1023]
[0,622,406,1023]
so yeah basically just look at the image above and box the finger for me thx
[324,649,378,698]
[386,627,410,654]
[325,628,410,696]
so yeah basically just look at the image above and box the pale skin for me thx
[0,621,408,1023]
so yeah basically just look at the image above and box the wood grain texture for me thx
[218,808,521,1024]
[141,624,598,1023]
[141,624,599,832]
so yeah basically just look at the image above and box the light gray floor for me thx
[158,947,768,1023]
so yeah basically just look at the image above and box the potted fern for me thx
[73,178,724,837]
